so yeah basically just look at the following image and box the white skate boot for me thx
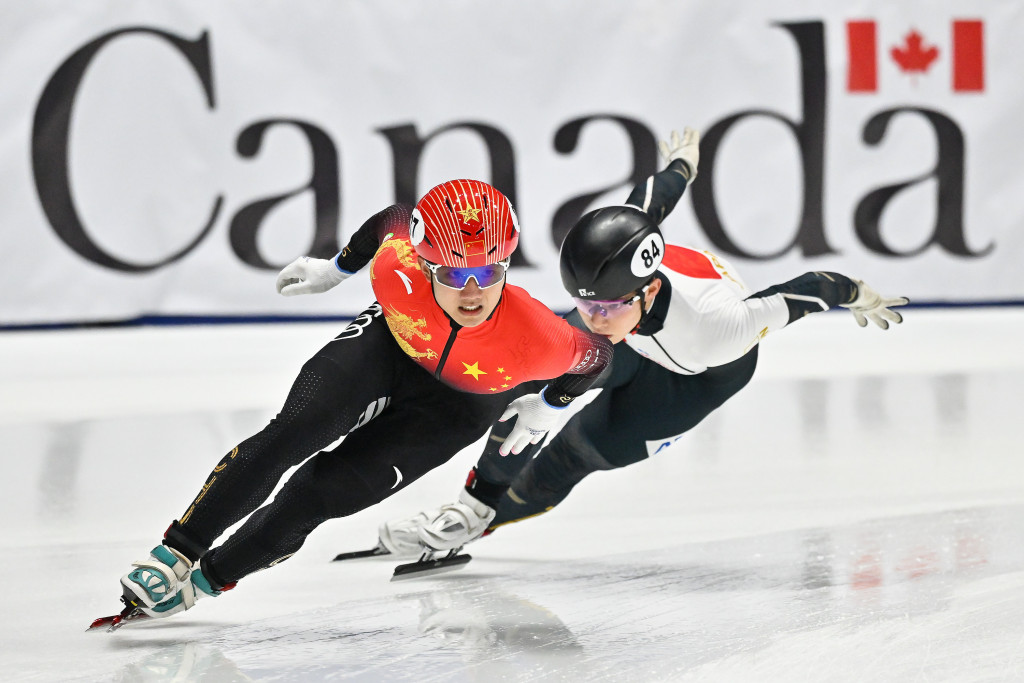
[120,545,222,618]
[378,511,435,557]
[418,490,496,551]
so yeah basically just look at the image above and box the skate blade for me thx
[87,604,149,632]
[390,553,472,581]
[332,545,391,562]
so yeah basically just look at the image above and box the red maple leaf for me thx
[891,30,939,73]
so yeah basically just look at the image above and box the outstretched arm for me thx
[681,266,909,369]
[624,127,700,224]
[276,204,410,296]
[749,272,909,329]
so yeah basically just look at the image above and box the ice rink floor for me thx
[2,307,1024,682]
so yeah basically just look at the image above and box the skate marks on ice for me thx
[108,504,1024,682]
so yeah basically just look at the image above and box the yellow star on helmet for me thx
[461,361,487,380]
[456,206,482,224]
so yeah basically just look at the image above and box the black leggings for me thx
[169,304,510,584]
[475,311,759,529]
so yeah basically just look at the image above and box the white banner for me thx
[2,1,1021,326]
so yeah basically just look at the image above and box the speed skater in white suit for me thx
[372,127,910,558]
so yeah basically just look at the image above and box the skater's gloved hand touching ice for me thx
[840,279,909,330]
[498,388,566,456]
[275,255,352,296]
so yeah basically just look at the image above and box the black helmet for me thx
[559,205,665,300]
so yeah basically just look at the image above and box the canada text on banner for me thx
[2,2,1020,326]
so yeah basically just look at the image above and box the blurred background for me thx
[3,2,1023,680]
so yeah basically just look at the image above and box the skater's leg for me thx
[492,347,759,528]
[203,366,510,583]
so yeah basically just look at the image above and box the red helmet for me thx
[410,179,520,268]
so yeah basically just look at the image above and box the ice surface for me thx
[2,309,1023,681]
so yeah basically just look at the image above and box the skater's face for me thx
[577,277,662,344]
[420,257,505,327]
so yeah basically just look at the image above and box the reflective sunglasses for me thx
[573,286,648,319]
[424,258,510,290]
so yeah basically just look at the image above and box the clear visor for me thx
[426,259,510,290]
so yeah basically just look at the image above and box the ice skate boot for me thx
[418,490,496,551]
[332,511,436,562]
[120,546,223,618]
[378,511,435,557]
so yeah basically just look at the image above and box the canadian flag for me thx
[847,19,984,93]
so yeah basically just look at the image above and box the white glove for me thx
[840,279,909,329]
[275,256,351,296]
[498,388,567,456]
[659,127,700,181]
[417,490,496,551]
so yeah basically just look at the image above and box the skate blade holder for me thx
[391,549,472,581]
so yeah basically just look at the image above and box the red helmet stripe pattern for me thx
[420,180,465,264]
[413,179,519,267]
